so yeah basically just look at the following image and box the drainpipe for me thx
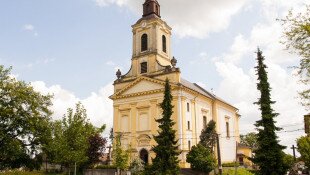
[178,90,183,149]
[193,95,198,145]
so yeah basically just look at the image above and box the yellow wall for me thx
[111,13,240,169]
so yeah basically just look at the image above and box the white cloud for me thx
[106,60,116,66]
[42,58,55,64]
[95,0,128,7]
[196,82,207,89]
[22,24,39,37]
[215,59,306,152]
[95,0,250,38]
[212,0,308,153]
[25,58,55,69]
[23,24,34,31]
[209,0,306,73]
[31,81,114,136]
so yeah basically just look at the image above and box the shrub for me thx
[94,165,117,169]
[186,144,216,174]
[129,158,144,175]
[222,162,239,167]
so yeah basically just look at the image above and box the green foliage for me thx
[129,158,145,175]
[283,153,295,169]
[186,144,216,174]
[222,162,240,167]
[240,132,258,149]
[0,65,53,170]
[148,79,180,175]
[297,136,310,168]
[86,133,107,167]
[280,5,310,109]
[223,168,254,175]
[199,120,217,152]
[112,134,129,170]
[94,165,117,169]
[252,49,289,175]
[46,103,104,169]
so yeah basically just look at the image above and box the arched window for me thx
[187,102,190,112]
[141,34,148,52]
[156,5,159,14]
[140,149,149,164]
[162,35,166,53]
[203,116,207,128]
[226,122,230,138]
[140,62,148,74]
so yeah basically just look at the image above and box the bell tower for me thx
[120,0,172,78]
[114,0,180,84]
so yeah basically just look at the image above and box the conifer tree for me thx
[149,79,180,175]
[252,49,289,175]
[199,120,217,153]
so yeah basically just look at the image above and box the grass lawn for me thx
[222,168,254,175]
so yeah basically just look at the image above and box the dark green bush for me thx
[94,165,117,169]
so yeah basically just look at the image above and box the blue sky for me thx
[0,0,261,97]
[0,0,308,152]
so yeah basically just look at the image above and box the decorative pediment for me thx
[137,134,151,147]
[111,76,172,99]
[123,80,163,95]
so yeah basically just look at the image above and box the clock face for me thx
[142,22,146,27]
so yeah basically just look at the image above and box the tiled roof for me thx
[180,78,214,99]
[180,78,237,110]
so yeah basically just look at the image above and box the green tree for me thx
[186,144,216,175]
[46,103,105,171]
[199,120,217,153]
[280,5,310,109]
[86,133,107,167]
[240,132,258,149]
[112,134,129,171]
[0,65,53,170]
[283,153,295,169]
[297,136,310,168]
[129,158,144,175]
[252,49,289,175]
[148,79,180,175]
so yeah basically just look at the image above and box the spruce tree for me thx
[149,79,180,175]
[252,49,289,175]
[199,120,217,153]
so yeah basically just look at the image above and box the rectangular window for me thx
[121,116,129,132]
[187,121,190,130]
[141,62,148,74]
[187,103,190,112]
[226,122,230,138]
[139,113,149,131]
[188,141,191,151]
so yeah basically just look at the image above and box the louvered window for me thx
[162,35,166,53]
[141,34,148,52]
[141,62,148,74]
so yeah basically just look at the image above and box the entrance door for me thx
[139,149,149,164]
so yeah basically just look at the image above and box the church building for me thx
[110,0,241,168]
